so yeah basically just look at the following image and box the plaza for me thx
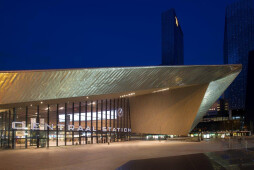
[1,138,254,169]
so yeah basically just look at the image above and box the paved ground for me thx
[0,138,254,170]
[118,148,254,170]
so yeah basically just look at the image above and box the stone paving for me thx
[0,138,254,170]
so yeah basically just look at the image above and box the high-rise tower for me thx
[224,0,254,110]
[161,9,184,65]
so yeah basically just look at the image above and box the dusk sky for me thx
[0,0,236,70]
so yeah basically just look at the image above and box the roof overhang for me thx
[0,65,241,109]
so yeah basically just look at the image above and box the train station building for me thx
[0,65,241,149]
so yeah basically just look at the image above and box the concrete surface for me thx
[0,139,254,170]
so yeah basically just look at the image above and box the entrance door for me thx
[81,137,86,145]
[39,139,46,148]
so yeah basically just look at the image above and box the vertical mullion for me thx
[79,102,81,145]
[1,113,2,147]
[110,99,112,141]
[36,105,39,148]
[96,100,98,143]
[25,106,28,148]
[56,104,59,146]
[123,98,126,140]
[116,98,119,141]
[64,103,67,146]
[8,110,11,148]
[113,99,115,142]
[105,99,107,142]
[120,98,123,140]
[120,98,122,140]
[4,111,7,146]
[91,101,93,144]
[12,108,16,149]
[72,102,74,145]
[47,105,49,148]
[128,99,131,138]
[1,114,3,147]
[125,98,127,140]
[126,99,129,140]
[101,100,103,140]
[85,101,87,144]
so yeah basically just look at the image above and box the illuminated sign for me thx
[11,121,131,132]
[117,108,123,117]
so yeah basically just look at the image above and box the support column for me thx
[91,101,93,144]
[101,100,103,142]
[79,102,81,145]
[72,102,74,145]
[120,98,123,141]
[12,108,16,149]
[110,99,112,141]
[47,105,49,148]
[4,111,7,147]
[128,99,131,139]
[96,100,98,143]
[113,99,116,142]
[126,99,129,140]
[8,110,11,148]
[56,104,59,146]
[85,101,87,144]
[25,106,28,148]
[105,99,107,142]
[36,105,39,148]
[123,98,126,140]
[64,103,67,146]
[117,99,119,140]
[1,112,3,148]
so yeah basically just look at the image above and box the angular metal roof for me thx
[0,65,241,110]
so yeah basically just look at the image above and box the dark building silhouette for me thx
[224,0,254,110]
[161,9,184,65]
[245,50,254,132]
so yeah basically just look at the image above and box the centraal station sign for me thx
[12,122,131,132]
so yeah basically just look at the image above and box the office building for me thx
[224,0,254,110]
[161,9,184,65]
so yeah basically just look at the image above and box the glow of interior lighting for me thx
[59,107,64,110]
[152,88,169,93]
[120,92,135,98]
[87,102,96,105]
[58,109,118,122]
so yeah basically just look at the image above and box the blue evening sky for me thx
[0,0,236,70]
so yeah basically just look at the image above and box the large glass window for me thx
[0,97,130,150]
[58,103,65,146]
[49,104,57,146]
[27,105,37,148]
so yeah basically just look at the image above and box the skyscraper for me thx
[161,9,184,65]
[245,50,254,131]
[224,0,254,110]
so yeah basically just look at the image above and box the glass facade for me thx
[161,8,184,65]
[0,98,131,149]
[224,0,254,110]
